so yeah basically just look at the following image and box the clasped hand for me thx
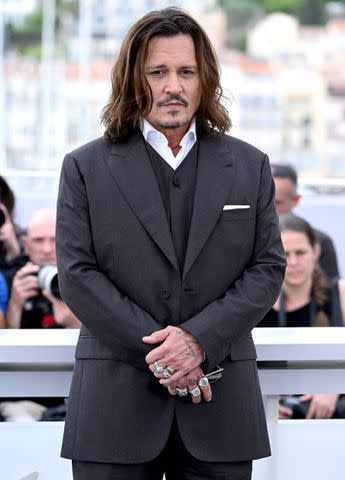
[142,326,212,404]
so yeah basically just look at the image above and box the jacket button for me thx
[160,289,170,299]
[172,176,181,187]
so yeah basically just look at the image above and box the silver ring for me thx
[154,361,165,374]
[189,386,201,397]
[176,387,188,397]
[162,369,171,378]
[198,377,209,388]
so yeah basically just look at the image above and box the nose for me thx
[287,253,297,266]
[164,72,182,94]
[42,239,55,256]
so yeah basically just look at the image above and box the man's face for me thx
[273,177,300,215]
[23,217,56,266]
[144,34,201,135]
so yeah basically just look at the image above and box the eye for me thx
[179,69,196,77]
[296,250,306,256]
[147,70,165,78]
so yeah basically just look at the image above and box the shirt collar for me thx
[140,118,197,146]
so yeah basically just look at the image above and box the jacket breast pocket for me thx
[219,209,253,222]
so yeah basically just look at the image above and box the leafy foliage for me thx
[219,0,345,25]
[5,0,79,57]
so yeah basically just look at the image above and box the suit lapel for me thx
[182,135,235,280]
[104,131,179,273]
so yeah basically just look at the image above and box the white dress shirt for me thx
[140,118,197,170]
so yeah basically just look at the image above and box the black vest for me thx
[144,141,199,274]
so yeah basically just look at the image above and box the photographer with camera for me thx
[6,207,80,329]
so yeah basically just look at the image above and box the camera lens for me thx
[37,264,61,300]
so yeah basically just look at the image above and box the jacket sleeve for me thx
[56,153,162,371]
[181,155,286,370]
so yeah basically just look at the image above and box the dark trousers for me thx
[72,418,252,480]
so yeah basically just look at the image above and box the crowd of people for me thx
[0,175,80,421]
[1,159,344,424]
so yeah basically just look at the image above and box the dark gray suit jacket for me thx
[56,130,286,464]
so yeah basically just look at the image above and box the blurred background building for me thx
[1,0,345,225]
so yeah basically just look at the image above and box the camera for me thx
[0,209,5,229]
[279,395,309,419]
[37,264,61,300]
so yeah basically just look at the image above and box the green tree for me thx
[218,0,345,33]
[260,0,301,14]
[218,0,263,50]
[219,0,263,23]
[299,0,326,25]
[5,0,79,57]
[6,8,43,55]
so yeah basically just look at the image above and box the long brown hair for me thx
[279,214,329,326]
[101,7,231,142]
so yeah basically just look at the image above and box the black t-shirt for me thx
[258,281,341,327]
[21,294,62,329]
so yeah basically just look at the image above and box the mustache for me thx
[157,94,188,108]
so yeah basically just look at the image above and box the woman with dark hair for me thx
[259,214,345,418]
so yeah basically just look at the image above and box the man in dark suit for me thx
[270,163,339,281]
[56,7,286,480]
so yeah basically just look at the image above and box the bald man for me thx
[6,208,80,329]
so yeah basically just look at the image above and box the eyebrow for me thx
[145,64,197,70]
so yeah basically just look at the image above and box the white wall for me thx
[295,195,345,277]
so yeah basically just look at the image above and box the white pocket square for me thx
[223,204,250,210]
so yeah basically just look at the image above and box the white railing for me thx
[1,328,345,480]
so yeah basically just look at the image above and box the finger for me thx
[306,403,316,419]
[22,288,40,299]
[18,275,39,288]
[145,340,180,366]
[167,386,177,396]
[20,263,40,275]
[159,369,189,386]
[279,406,293,419]
[149,360,174,380]
[299,394,312,402]
[142,327,170,344]
[174,385,189,398]
[188,384,202,405]
[160,363,205,386]
[201,385,212,402]
[198,377,212,402]
[315,408,327,419]
[145,346,165,365]
[42,289,55,304]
